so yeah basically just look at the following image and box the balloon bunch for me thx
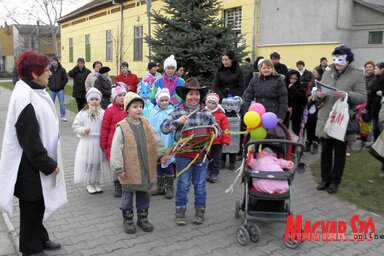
[243,103,278,140]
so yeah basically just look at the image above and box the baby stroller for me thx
[234,123,306,248]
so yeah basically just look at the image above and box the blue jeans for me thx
[49,90,65,118]
[175,155,208,209]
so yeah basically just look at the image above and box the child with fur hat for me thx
[151,55,185,106]
[110,92,165,234]
[100,84,128,197]
[149,88,176,198]
[205,93,230,183]
[73,88,112,194]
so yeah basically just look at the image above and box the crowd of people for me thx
[1,45,384,255]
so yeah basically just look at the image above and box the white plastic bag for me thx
[323,95,349,141]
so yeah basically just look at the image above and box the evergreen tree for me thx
[145,0,247,86]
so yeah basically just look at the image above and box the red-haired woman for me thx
[0,50,67,255]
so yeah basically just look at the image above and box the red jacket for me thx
[212,108,230,145]
[115,71,140,93]
[100,102,128,161]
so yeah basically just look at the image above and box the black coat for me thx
[48,64,68,92]
[213,62,244,100]
[274,62,288,77]
[366,74,384,119]
[14,80,58,201]
[285,70,307,135]
[94,75,112,109]
[242,75,288,119]
[68,66,91,99]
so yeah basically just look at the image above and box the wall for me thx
[256,43,341,71]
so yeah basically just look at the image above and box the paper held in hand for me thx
[315,80,337,96]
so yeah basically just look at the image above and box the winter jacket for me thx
[315,64,366,141]
[149,104,175,151]
[68,66,91,99]
[151,74,184,105]
[273,62,288,77]
[213,62,244,100]
[110,118,164,191]
[115,71,140,93]
[285,70,307,135]
[100,102,128,161]
[242,75,288,120]
[13,80,58,201]
[365,74,375,98]
[48,63,68,92]
[210,108,231,145]
[94,75,112,109]
[366,74,384,119]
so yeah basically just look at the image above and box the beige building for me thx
[0,24,58,72]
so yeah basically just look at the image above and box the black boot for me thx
[151,176,165,196]
[114,180,122,198]
[137,209,153,232]
[122,210,136,234]
[192,207,205,225]
[175,207,187,226]
[164,176,174,199]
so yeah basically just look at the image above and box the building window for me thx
[134,25,143,61]
[85,34,91,62]
[106,30,113,61]
[224,7,242,31]
[369,31,383,44]
[69,38,73,63]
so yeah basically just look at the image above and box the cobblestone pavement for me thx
[0,86,383,256]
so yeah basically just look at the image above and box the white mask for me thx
[332,55,348,66]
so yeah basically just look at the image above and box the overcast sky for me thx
[0,0,93,26]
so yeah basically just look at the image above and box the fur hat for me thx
[111,84,127,101]
[164,55,177,69]
[205,93,220,104]
[99,66,110,74]
[86,87,102,102]
[175,77,209,100]
[155,88,171,102]
[124,92,144,111]
[332,45,354,63]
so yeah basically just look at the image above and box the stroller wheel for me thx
[283,232,300,249]
[235,200,240,219]
[236,227,249,246]
[248,224,261,243]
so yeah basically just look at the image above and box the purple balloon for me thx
[261,112,278,129]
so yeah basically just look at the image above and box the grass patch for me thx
[311,149,384,216]
[0,82,78,113]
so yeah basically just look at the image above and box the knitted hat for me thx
[148,62,157,70]
[111,84,127,101]
[86,87,102,102]
[205,93,220,104]
[124,92,144,111]
[99,66,110,74]
[155,88,171,103]
[376,62,384,69]
[164,55,177,69]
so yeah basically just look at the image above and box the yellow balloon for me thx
[244,111,261,128]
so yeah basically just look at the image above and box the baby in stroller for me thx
[248,147,294,194]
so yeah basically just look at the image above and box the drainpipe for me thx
[120,2,123,64]
[36,20,40,52]
[251,0,257,61]
[146,0,152,61]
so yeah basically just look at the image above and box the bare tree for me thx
[112,28,133,76]
[0,0,91,57]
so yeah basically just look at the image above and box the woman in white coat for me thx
[0,51,67,256]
